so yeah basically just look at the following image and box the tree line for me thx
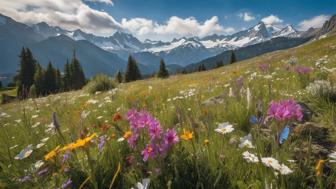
[14,47,86,99]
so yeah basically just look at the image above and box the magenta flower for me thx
[141,144,156,161]
[267,99,303,122]
[164,128,179,146]
[294,66,313,74]
[258,63,269,72]
[148,122,163,140]
[127,132,139,149]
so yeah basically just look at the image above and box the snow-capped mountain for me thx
[32,22,70,39]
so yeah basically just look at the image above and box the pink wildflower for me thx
[267,99,303,121]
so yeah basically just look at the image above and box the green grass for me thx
[0,35,336,188]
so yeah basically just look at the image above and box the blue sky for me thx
[0,0,334,41]
[88,0,335,29]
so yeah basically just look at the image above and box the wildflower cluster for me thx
[125,109,179,161]
[267,99,303,122]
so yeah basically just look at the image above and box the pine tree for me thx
[157,59,169,78]
[44,62,57,94]
[125,55,142,82]
[63,60,71,91]
[16,47,36,99]
[115,70,123,83]
[198,64,206,72]
[0,80,2,89]
[55,69,62,92]
[230,51,236,64]
[33,63,45,96]
[216,60,224,68]
[70,50,86,90]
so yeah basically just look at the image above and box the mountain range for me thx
[1,13,335,85]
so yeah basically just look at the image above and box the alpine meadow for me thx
[0,1,336,188]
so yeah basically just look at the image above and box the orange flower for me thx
[113,113,122,122]
[316,159,325,176]
[181,129,193,141]
[123,131,132,140]
[44,145,61,161]
[61,133,97,152]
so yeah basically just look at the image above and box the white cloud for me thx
[0,0,235,41]
[121,16,235,41]
[238,12,255,22]
[84,0,113,5]
[0,0,120,36]
[261,15,283,25]
[298,15,330,31]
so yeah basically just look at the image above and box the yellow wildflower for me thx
[44,145,61,161]
[316,159,325,176]
[123,131,132,140]
[61,133,97,152]
[181,129,193,141]
[204,139,210,145]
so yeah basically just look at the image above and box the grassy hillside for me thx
[0,35,336,188]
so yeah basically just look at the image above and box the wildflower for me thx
[261,157,281,170]
[132,178,150,189]
[328,151,336,163]
[163,128,179,146]
[113,113,122,121]
[15,145,33,160]
[249,115,258,124]
[316,159,325,176]
[18,175,32,183]
[61,178,72,189]
[61,151,71,164]
[141,144,156,161]
[98,135,106,152]
[180,129,193,140]
[61,133,97,151]
[34,160,45,169]
[36,143,45,149]
[267,99,303,121]
[123,131,132,140]
[81,110,91,119]
[295,66,313,74]
[215,122,234,135]
[44,146,61,161]
[242,151,259,163]
[148,122,163,140]
[258,63,269,72]
[239,134,255,149]
[278,164,293,175]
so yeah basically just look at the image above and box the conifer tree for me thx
[16,47,36,99]
[230,50,237,64]
[63,60,71,90]
[157,59,169,78]
[44,62,57,94]
[125,55,142,82]
[70,50,86,90]
[33,63,45,96]
[55,69,62,92]
[115,70,123,83]
[0,80,2,89]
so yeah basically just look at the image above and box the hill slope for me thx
[0,35,335,188]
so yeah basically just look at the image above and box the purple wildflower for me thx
[61,178,72,189]
[61,151,71,164]
[141,144,156,161]
[127,132,139,149]
[18,175,32,183]
[98,135,106,152]
[295,66,313,74]
[258,63,269,72]
[148,122,163,140]
[267,99,303,122]
[37,167,49,177]
[164,128,179,146]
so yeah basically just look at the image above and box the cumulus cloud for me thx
[0,0,120,36]
[238,12,255,22]
[298,15,330,31]
[84,0,113,5]
[261,15,283,25]
[0,0,234,41]
[121,16,235,41]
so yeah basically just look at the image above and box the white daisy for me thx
[242,151,259,163]
[214,122,234,134]
[239,134,255,149]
